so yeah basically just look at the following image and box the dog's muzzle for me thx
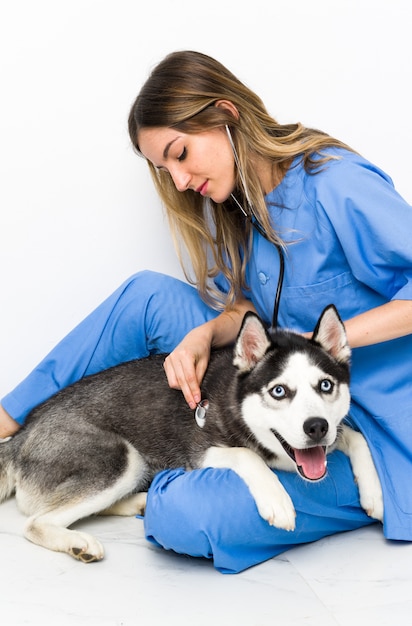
[271,429,328,481]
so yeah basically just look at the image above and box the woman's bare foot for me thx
[0,405,20,438]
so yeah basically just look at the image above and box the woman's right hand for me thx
[163,322,213,409]
[163,297,258,409]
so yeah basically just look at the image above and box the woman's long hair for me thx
[128,50,353,309]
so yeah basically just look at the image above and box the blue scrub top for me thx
[242,148,412,540]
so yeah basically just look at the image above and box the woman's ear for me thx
[215,99,239,120]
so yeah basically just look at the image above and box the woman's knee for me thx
[118,270,177,300]
[117,271,204,319]
[124,272,217,353]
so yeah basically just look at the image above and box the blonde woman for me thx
[1,51,411,572]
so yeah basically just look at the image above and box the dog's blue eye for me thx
[271,385,286,399]
[319,379,333,393]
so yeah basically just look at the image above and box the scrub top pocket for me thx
[280,271,367,331]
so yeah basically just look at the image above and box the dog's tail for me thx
[0,438,17,502]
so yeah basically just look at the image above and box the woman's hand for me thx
[163,297,257,409]
[163,323,213,409]
[0,405,20,439]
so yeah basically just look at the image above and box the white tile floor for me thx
[1,497,412,625]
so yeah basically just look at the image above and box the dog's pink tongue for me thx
[294,446,326,480]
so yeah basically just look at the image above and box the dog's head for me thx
[233,305,351,481]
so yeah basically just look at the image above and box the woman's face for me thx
[138,126,236,203]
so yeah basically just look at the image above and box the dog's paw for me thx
[255,486,296,531]
[203,447,297,530]
[337,425,384,524]
[99,492,147,517]
[361,494,384,523]
[358,476,384,522]
[69,531,105,563]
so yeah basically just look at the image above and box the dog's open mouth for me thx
[271,430,327,481]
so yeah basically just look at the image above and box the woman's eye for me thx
[319,379,334,393]
[270,385,286,399]
[177,147,187,162]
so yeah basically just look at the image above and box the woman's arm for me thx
[343,299,412,348]
[163,297,257,409]
[303,300,412,347]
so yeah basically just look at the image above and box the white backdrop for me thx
[0,0,411,396]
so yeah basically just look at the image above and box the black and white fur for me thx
[0,305,383,562]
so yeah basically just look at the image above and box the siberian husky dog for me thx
[0,305,383,562]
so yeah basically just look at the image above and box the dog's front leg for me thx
[202,446,296,530]
[336,424,384,522]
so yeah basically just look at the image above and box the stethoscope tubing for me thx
[250,219,285,330]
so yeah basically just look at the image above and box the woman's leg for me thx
[144,450,377,574]
[1,271,217,425]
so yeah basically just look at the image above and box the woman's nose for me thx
[171,169,191,192]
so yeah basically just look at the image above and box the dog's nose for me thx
[303,417,329,443]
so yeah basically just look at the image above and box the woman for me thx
[1,50,411,573]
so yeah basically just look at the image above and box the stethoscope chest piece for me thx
[194,399,209,428]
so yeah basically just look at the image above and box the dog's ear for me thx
[312,305,351,364]
[233,312,272,372]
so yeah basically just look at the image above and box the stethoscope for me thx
[194,227,284,429]
[230,195,285,330]
[251,218,285,331]
[225,124,285,330]
[195,129,285,428]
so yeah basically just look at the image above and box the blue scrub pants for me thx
[2,270,376,573]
